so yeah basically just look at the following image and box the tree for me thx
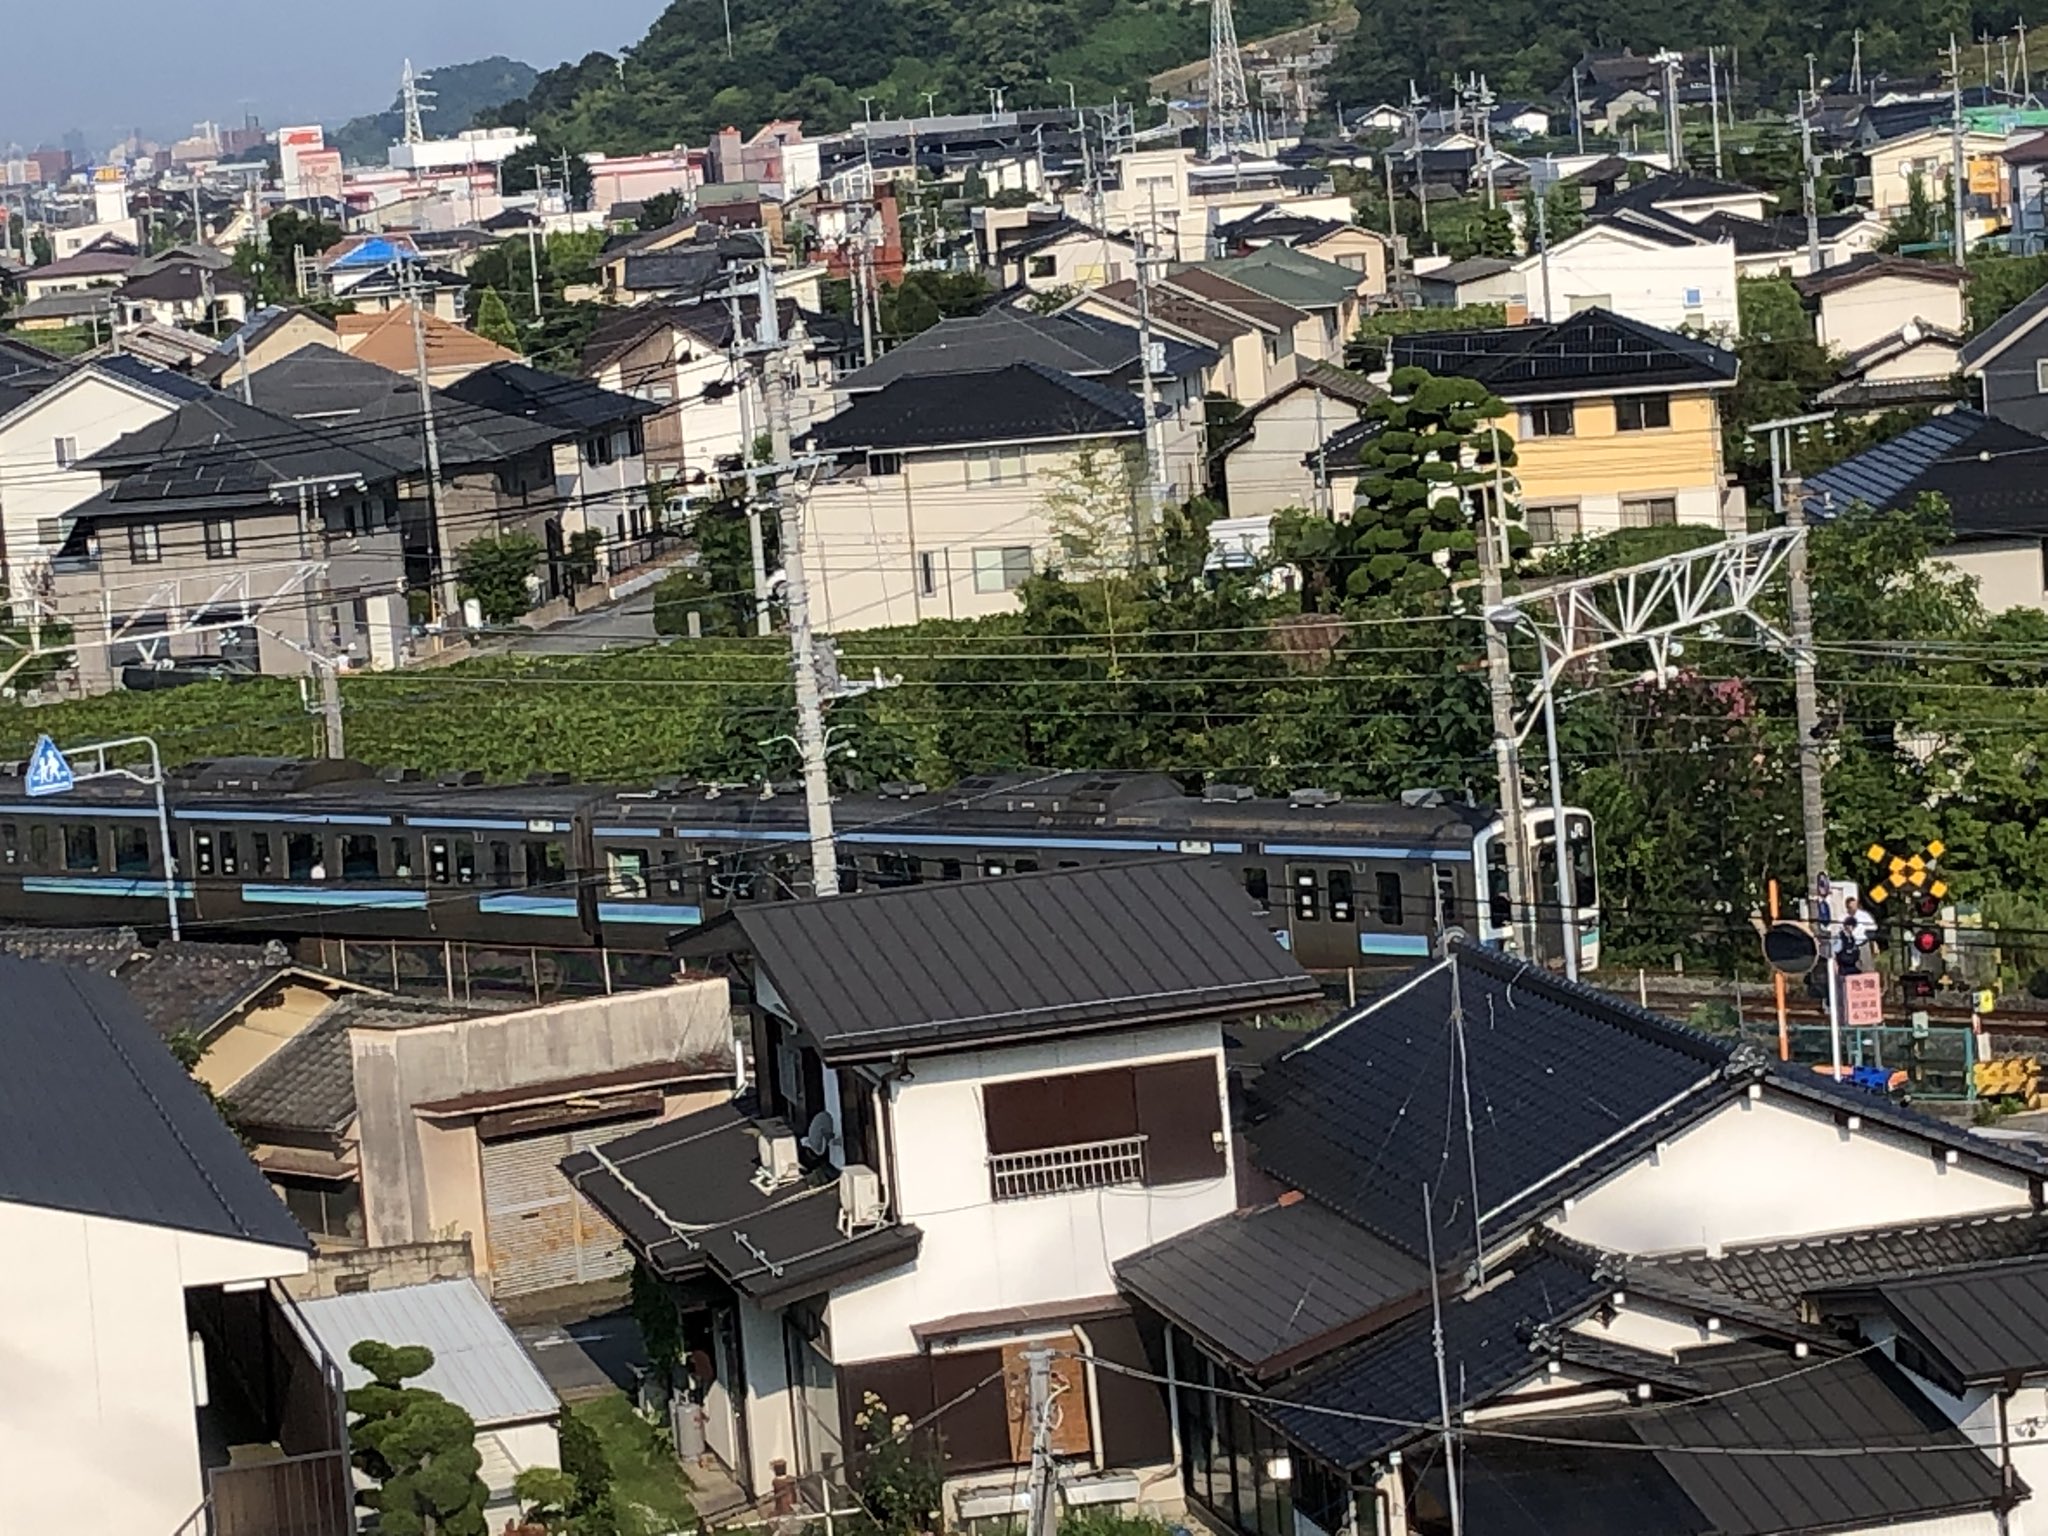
[28,229,52,267]
[347,1339,489,1536]
[457,532,545,624]
[1040,441,1148,671]
[1474,205,1518,259]
[637,190,683,230]
[473,287,521,350]
[1881,170,1941,252]
[1542,181,1585,242]
[502,141,593,211]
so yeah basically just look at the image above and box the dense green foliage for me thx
[473,287,521,350]
[465,230,609,366]
[822,268,994,350]
[457,533,545,624]
[329,57,540,166]
[232,209,345,307]
[347,1341,489,1536]
[476,0,1327,152]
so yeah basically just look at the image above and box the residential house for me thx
[442,361,661,551]
[335,302,519,387]
[1959,278,2048,430]
[0,952,355,1536]
[1388,308,1743,542]
[1218,361,1384,517]
[17,238,137,303]
[1703,208,1889,277]
[566,861,1324,1508]
[191,305,342,389]
[1859,125,2011,243]
[1416,255,1525,310]
[707,120,822,198]
[798,362,1174,629]
[2008,132,2048,252]
[1794,254,1969,411]
[1117,943,2048,1536]
[1515,212,1740,331]
[114,260,251,331]
[294,1279,563,1525]
[57,393,410,687]
[0,356,212,612]
[1804,407,2048,612]
[1592,170,1776,225]
[1212,207,1390,296]
[1085,267,1325,395]
[1184,246,1372,358]
[981,213,1140,294]
[1086,147,1354,263]
[316,238,468,321]
[213,980,734,1295]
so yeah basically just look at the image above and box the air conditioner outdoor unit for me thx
[838,1163,887,1234]
[753,1120,801,1192]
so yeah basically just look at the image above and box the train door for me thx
[1287,863,1358,970]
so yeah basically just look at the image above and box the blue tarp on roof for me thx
[328,238,418,270]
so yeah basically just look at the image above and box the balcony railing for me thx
[989,1135,1147,1202]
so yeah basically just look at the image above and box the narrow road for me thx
[508,585,660,655]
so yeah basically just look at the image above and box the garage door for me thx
[481,1118,655,1297]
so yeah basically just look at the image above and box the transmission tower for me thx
[1206,0,1255,159]
[400,60,436,145]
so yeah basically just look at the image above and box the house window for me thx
[1615,395,1672,431]
[1524,402,1575,437]
[972,545,1033,592]
[1525,501,1581,544]
[53,436,78,468]
[2036,358,2048,393]
[917,551,938,596]
[128,524,162,564]
[275,1175,363,1243]
[583,434,615,467]
[1027,255,1058,278]
[1623,496,1680,528]
[35,517,62,547]
[966,447,1026,486]
[867,451,902,476]
[203,519,237,559]
[982,1058,1225,1197]
[1683,287,1703,308]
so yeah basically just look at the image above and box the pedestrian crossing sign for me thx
[24,734,73,798]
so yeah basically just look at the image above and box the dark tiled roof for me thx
[80,391,408,506]
[619,246,729,300]
[1250,946,1735,1260]
[229,993,459,1135]
[837,308,1211,392]
[1096,280,1255,344]
[564,1097,923,1305]
[1419,255,1516,285]
[1392,308,1739,398]
[1793,252,1968,298]
[441,359,658,434]
[1595,172,1769,215]
[0,954,305,1248]
[1117,1196,1428,1377]
[114,940,298,1039]
[1642,1211,2048,1317]
[804,360,1149,455]
[1265,1245,1609,1470]
[1862,1253,2048,1385]
[118,262,249,301]
[680,858,1320,1064]
[1584,208,1715,248]
[1803,407,2048,539]
[1959,279,2048,368]
[1162,267,1311,331]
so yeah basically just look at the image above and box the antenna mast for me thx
[1206,0,1255,159]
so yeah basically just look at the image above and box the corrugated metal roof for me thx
[294,1279,559,1426]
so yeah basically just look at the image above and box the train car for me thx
[0,759,1600,980]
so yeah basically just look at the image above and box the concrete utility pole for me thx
[1653,50,1685,171]
[1798,92,1822,275]
[1762,411,1833,898]
[1533,189,1553,319]
[1852,29,1865,95]
[528,169,546,320]
[280,478,348,758]
[1951,36,1970,265]
[1708,49,1725,177]
[753,245,840,896]
[399,262,456,621]
[1131,201,1169,523]
[1478,454,1534,960]
[1023,1349,1059,1536]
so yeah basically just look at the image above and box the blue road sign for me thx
[24,734,74,797]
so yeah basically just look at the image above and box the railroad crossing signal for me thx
[1868,836,1949,984]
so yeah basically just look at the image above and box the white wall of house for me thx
[825,1020,1233,1364]
[0,373,178,596]
[555,427,651,544]
[0,1199,307,1536]
[1814,276,1969,355]
[1223,387,1368,517]
[1519,226,1740,333]
[1549,1089,2031,1256]
[1939,539,2047,613]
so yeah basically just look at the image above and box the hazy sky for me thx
[5,0,668,151]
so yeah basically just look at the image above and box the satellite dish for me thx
[1762,921,1819,977]
[803,1111,836,1156]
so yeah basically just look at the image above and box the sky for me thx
[4,0,668,152]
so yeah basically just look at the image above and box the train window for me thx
[1486,840,1510,929]
[390,838,414,879]
[606,849,649,899]
[1244,867,1270,911]
[342,835,379,880]
[1375,872,1403,926]
[1436,867,1459,928]
[0,823,16,865]
[219,831,239,875]
[1569,816,1598,908]
[454,843,477,884]
[1014,858,1040,874]
[836,860,860,893]
[1294,870,1319,921]
[429,839,451,884]
[1328,869,1355,924]
[194,831,214,876]
[252,833,274,876]
[489,841,514,887]
[113,826,151,875]
[524,840,565,889]
[939,859,963,881]
[287,833,321,881]
[63,824,99,872]
[29,825,48,867]
[876,854,922,887]
[981,858,1005,877]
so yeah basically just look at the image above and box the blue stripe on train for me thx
[1358,932,1434,957]
[239,885,429,909]
[24,875,196,899]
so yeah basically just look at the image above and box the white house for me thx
[0,954,341,1536]
[566,861,1324,1521]
[1219,361,1383,517]
[1517,214,1740,332]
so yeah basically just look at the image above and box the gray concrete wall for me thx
[352,977,734,1248]
[281,1237,476,1300]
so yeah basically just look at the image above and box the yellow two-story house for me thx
[1388,309,1744,545]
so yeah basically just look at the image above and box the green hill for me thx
[331,56,540,167]
[477,0,1332,152]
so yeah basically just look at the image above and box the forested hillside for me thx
[478,0,1328,151]
[1328,0,1986,113]
[331,57,539,165]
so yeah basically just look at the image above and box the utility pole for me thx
[1951,36,1970,265]
[1023,1349,1060,1536]
[1798,92,1822,275]
[281,478,347,758]
[1708,49,1724,177]
[753,242,839,896]
[1762,410,1832,899]
[400,262,456,621]
[528,168,546,321]
[1132,199,1169,521]
[1852,29,1864,95]
[1572,67,1585,155]
[1653,50,1684,171]
[1533,189,1553,319]
[2021,18,2032,102]
[1478,453,1534,960]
